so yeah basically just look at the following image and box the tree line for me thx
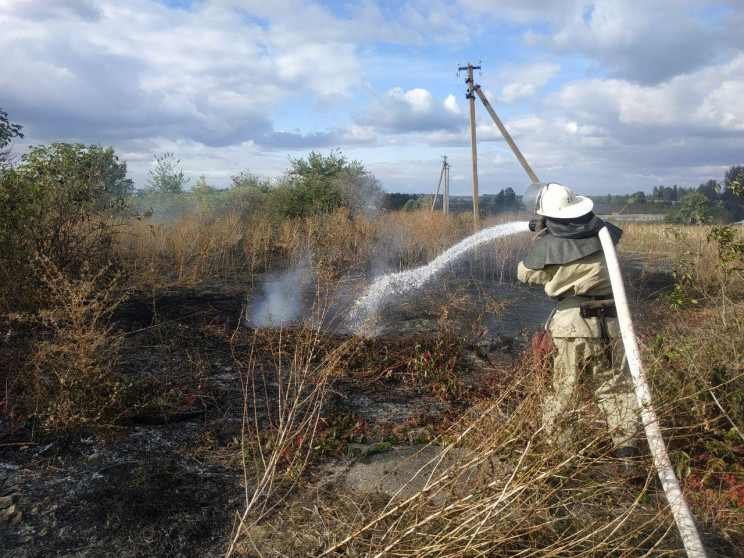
[1,106,742,233]
[381,187,521,215]
[591,169,744,224]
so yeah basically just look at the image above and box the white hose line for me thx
[598,226,707,558]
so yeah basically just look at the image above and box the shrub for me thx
[268,150,383,222]
[0,143,132,312]
[664,192,712,225]
[5,259,130,433]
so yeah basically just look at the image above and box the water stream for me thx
[350,221,531,329]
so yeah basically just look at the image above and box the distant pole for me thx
[431,157,446,211]
[459,62,481,228]
[443,156,450,216]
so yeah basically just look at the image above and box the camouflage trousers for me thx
[542,337,640,449]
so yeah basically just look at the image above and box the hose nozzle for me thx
[529,218,545,232]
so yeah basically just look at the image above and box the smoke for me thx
[245,267,310,327]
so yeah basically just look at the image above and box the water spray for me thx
[350,221,530,328]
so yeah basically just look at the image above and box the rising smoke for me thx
[245,267,310,327]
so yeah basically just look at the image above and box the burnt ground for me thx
[0,272,544,558]
[0,261,679,558]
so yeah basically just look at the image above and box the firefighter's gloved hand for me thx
[529,218,546,232]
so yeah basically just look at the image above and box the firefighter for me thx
[518,183,640,467]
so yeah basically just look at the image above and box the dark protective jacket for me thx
[521,213,622,270]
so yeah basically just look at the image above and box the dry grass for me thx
[232,356,697,557]
[4,258,130,433]
[225,290,356,558]
[113,209,532,290]
[618,222,744,297]
[370,211,474,270]
[5,207,743,554]
[116,213,262,287]
[222,218,743,557]
[640,300,744,546]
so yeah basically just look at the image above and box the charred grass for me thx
[1,213,743,556]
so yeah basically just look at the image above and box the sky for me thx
[1,0,743,196]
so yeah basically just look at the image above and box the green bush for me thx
[664,192,711,225]
[0,143,133,312]
[268,150,383,221]
[0,106,24,166]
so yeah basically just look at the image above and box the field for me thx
[1,208,743,557]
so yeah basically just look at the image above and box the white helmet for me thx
[525,182,593,219]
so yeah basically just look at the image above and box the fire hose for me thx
[598,226,706,558]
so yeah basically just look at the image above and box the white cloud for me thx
[0,0,373,150]
[0,0,742,196]
[443,94,461,116]
[358,87,465,134]
[523,0,721,84]
[456,0,582,23]
[2,0,103,21]
[489,62,562,104]
[548,54,744,134]
[697,80,744,131]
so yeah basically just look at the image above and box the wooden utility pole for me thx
[431,156,446,211]
[443,156,450,215]
[431,155,451,215]
[459,62,481,227]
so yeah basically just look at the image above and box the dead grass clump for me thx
[619,223,744,299]
[241,214,275,276]
[115,207,533,292]
[225,290,355,557]
[474,212,532,282]
[305,208,375,275]
[117,212,250,286]
[5,258,130,433]
[117,208,379,288]
[642,303,744,545]
[237,357,701,557]
[370,210,473,270]
[622,222,744,546]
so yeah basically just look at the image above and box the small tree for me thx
[697,179,719,202]
[132,152,192,221]
[147,152,189,194]
[0,143,133,311]
[269,150,383,220]
[664,192,711,225]
[227,170,272,218]
[190,175,218,218]
[722,165,744,221]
